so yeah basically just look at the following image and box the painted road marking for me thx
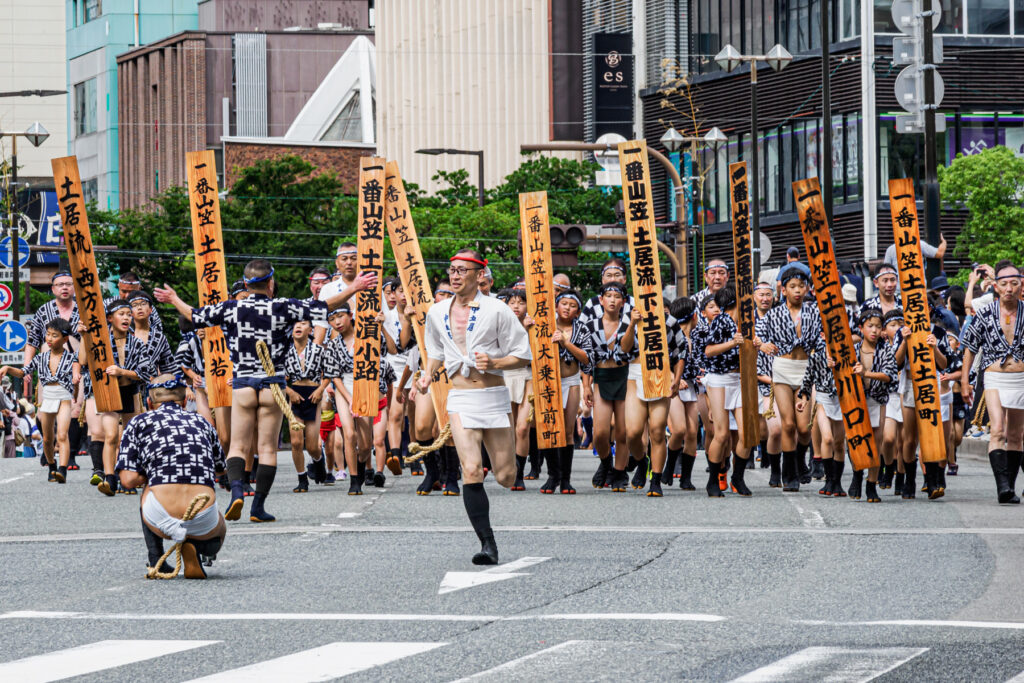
[732,646,928,682]
[439,556,550,594]
[0,610,726,623]
[453,641,583,681]
[183,641,444,682]
[0,472,34,485]
[0,639,219,683]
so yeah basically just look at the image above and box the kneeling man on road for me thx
[117,373,228,578]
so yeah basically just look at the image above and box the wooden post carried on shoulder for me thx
[617,140,672,399]
[792,177,880,471]
[352,156,387,417]
[889,178,945,462]
[519,191,566,449]
[50,156,121,412]
[185,150,233,408]
[728,161,761,447]
[384,160,450,428]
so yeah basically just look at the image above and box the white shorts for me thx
[886,393,904,423]
[448,386,513,430]
[704,372,742,411]
[678,385,699,403]
[504,367,531,405]
[628,363,664,403]
[866,398,883,429]
[772,356,809,388]
[985,371,1024,410]
[561,372,581,409]
[940,390,953,422]
[40,384,73,414]
[817,393,843,422]
[142,493,219,544]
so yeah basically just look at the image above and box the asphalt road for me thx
[2,449,1024,682]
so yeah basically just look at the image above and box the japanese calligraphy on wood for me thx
[384,160,450,429]
[616,140,672,399]
[518,191,566,449]
[728,162,760,448]
[352,156,386,417]
[889,178,945,462]
[186,150,233,408]
[50,156,122,412]
[792,178,879,471]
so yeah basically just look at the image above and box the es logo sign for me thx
[603,51,624,82]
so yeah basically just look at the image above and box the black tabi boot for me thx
[512,455,527,491]
[631,457,648,489]
[608,467,629,492]
[879,461,894,489]
[706,460,724,497]
[225,458,246,520]
[293,473,309,493]
[559,445,576,494]
[98,473,118,497]
[386,447,403,476]
[893,471,905,497]
[307,456,327,484]
[902,461,918,499]
[140,511,175,576]
[463,483,498,565]
[847,468,864,500]
[525,430,541,480]
[1007,451,1023,498]
[782,450,800,492]
[539,448,561,494]
[678,452,697,490]
[759,440,770,468]
[88,440,104,485]
[664,447,681,487]
[811,457,825,481]
[768,452,782,488]
[647,472,663,497]
[818,459,834,496]
[57,465,68,483]
[250,465,277,522]
[730,455,752,496]
[925,461,945,500]
[443,447,461,496]
[989,450,1019,504]
[865,480,881,503]
[592,457,612,489]
[797,443,812,484]
[831,460,846,497]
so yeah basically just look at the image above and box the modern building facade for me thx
[117,0,375,207]
[66,0,200,209]
[640,0,1024,289]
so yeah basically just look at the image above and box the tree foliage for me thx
[939,145,1024,278]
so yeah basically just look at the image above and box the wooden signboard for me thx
[352,156,387,417]
[616,140,672,399]
[50,156,121,412]
[518,191,567,449]
[728,161,761,447]
[383,160,450,428]
[792,178,879,471]
[185,150,233,408]
[888,178,945,462]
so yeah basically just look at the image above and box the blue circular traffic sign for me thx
[0,320,27,353]
[0,237,30,268]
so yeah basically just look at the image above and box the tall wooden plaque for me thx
[352,157,387,417]
[728,161,761,447]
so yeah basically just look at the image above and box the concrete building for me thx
[66,0,200,210]
[0,0,68,186]
[117,0,376,207]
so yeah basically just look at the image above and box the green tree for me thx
[939,145,1024,279]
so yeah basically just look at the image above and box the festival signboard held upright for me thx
[50,156,121,412]
[728,161,761,447]
[518,191,566,449]
[888,178,945,462]
[384,160,450,428]
[352,157,387,417]
[616,140,672,399]
[792,178,880,471]
[185,150,233,408]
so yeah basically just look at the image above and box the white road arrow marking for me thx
[438,556,550,595]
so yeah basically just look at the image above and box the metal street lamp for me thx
[415,148,486,207]
[659,126,727,291]
[2,121,51,318]
[714,43,792,278]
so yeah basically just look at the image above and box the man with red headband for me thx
[420,248,532,565]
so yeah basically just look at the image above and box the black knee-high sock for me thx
[560,445,574,480]
[481,445,492,472]
[759,439,769,467]
[140,510,165,567]
[255,464,277,496]
[796,441,810,465]
[226,457,245,486]
[516,455,526,477]
[582,416,593,443]
[89,440,104,472]
[666,446,683,479]
[462,482,492,540]
[528,429,540,471]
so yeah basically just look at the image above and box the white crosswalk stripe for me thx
[1005,670,1024,682]
[0,639,220,683]
[182,641,446,682]
[731,646,928,682]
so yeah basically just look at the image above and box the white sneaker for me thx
[336,470,348,481]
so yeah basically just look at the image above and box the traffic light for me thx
[549,224,585,267]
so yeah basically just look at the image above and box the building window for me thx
[968,0,1010,32]
[74,78,97,137]
[321,92,368,142]
[84,0,101,22]
[838,0,861,39]
[82,179,98,205]
[878,112,951,197]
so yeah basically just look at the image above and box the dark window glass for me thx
[968,0,1010,33]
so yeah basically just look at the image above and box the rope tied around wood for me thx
[145,493,211,580]
[255,340,303,431]
[403,370,452,463]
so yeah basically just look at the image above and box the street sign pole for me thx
[921,0,941,281]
